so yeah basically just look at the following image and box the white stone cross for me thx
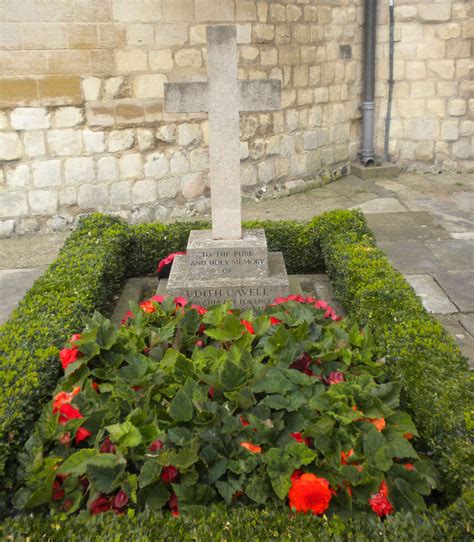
[164,25,282,240]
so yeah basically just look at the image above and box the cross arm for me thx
[239,80,282,112]
[164,82,209,113]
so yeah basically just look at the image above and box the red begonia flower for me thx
[57,403,83,425]
[157,252,186,274]
[327,371,345,385]
[59,347,81,370]
[100,437,116,454]
[90,495,112,515]
[270,316,281,325]
[191,304,207,315]
[290,352,312,373]
[161,465,179,484]
[150,295,164,303]
[404,432,414,440]
[53,387,81,412]
[114,490,129,509]
[120,310,134,325]
[240,416,250,427]
[140,300,156,313]
[369,492,393,517]
[241,320,255,334]
[288,473,333,515]
[340,449,354,465]
[370,418,386,432]
[75,426,92,445]
[70,334,81,343]
[174,296,187,308]
[404,463,415,471]
[290,432,312,446]
[52,481,65,502]
[291,470,304,483]
[208,386,214,399]
[167,493,179,516]
[379,479,389,498]
[148,439,163,452]
[314,300,329,310]
[240,442,262,453]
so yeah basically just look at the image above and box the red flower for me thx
[61,499,74,512]
[314,300,328,310]
[240,442,262,453]
[404,463,415,471]
[167,493,179,515]
[59,347,81,370]
[208,386,214,399]
[100,437,116,454]
[288,474,333,515]
[70,334,81,344]
[113,490,129,509]
[140,300,156,314]
[90,495,112,515]
[369,493,393,517]
[174,296,187,308]
[91,381,99,393]
[191,304,207,315]
[291,470,304,483]
[290,352,312,373]
[75,426,92,445]
[198,323,206,335]
[57,403,83,425]
[59,432,71,446]
[161,465,179,484]
[53,387,81,412]
[370,418,386,432]
[241,320,255,334]
[379,479,389,498]
[150,295,164,303]
[270,316,281,325]
[195,339,204,347]
[52,481,65,502]
[327,371,344,385]
[290,432,312,446]
[240,416,250,427]
[404,432,414,440]
[340,449,354,465]
[120,310,134,325]
[157,252,186,274]
[148,439,163,452]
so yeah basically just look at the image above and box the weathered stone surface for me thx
[0,133,23,160]
[83,130,105,154]
[107,129,134,152]
[10,108,50,130]
[5,164,30,189]
[47,129,82,156]
[65,157,95,184]
[435,271,474,312]
[23,131,46,157]
[32,159,61,187]
[144,152,169,177]
[405,274,457,314]
[54,107,84,128]
[98,156,119,182]
[166,252,289,309]
[28,189,58,214]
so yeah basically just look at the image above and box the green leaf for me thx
[386,433,420,459]
[363,429,393,472]
[287,442,317,467]
[246,477,272,504]
[372,382,401,409]
[169,389,193,422]
[57,449,98,476]
[167,427,193,446]
[173,483,216,506]
[106,421,142,448]
[305,417,335,437]
[252,368,293,394]
[92,311,120,349]
[86,454,126,493]
[138,460,162,488]
[14,463,58,510]
[220,359,247,391]
[142,483,170,510]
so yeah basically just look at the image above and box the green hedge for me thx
[0,210,472,538]
[0,215,131,513]
[2,497,472,542]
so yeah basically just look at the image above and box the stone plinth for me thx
[166,251,289,309]
[186,229,268,278]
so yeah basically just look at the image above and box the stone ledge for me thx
[86,98,164,127]
[0,77,83,108]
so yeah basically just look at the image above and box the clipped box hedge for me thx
[0,211,472,538]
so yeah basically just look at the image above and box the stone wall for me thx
[0,0,472,236]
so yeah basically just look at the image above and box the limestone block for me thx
[411,81,435,98]
[236,1,257,21]
[279,46,300,66]
[303,131,319,150]
[155,24,188,47]
[460,121,473,137]
[413,141,434,162]
[6,164,30,189]
[65,157,95,184]
[258,160,275,184]
[241,46,259,61]
[254,24,275,43]
[78,184,109,209]
[158,177,179,198]
[426,99,446,118]
[156,124,177,144]
[137,129,155,151]
[119,153,143,179]
[126,23,155,46]
[287,5,302,22]
[452,138,472,160]
[132,179,157,204]
[28,190,57,215]
[190,148,210,171]
[144,152,169,177]
[133,74,168,99]
[195,0,234,22]
[178,124,201,146]
[10,108,50,130]
[275,24,291,45]
[407,119,438,140]
[0,219,15,237]
[436,81,457,97]
[290,153,307,176]
[395,5,417,22]
[297,89,313,106]
[241,163,258,186]
[23,132,46,157]
[98,156,120,182]
[116,49,148,72]
[398,99,425,118]
[109,180,130,206]
[104,77,125,99]
[182,172,206,198]
[293,65,309,87]
[47,129,82,156]
[163,0,194,21]
[175,49,202,68]
[302,46,317,64]
[274,157,290,177]
[269,4,286,22]
[448,99,467,117]
[190,25,207,44]
[83,130,105,154]
[82,76,102,101]
[462,19,474,39]
[436,23,461,40]
[406,61,426,80]
[86,103,115,127]
[447,40,471,59]
[0,191,28,217]
[112,0,163,22]
[107,130,135,152]
[417,41,445,60]
[54,107,84,128]
[293,24,310,43]
[149,49,173,70]
[240,141,249,160]
[32,159,61,188]
[428,60,455,80]
[441,120,460,141]
[418,4,451,23]
[170,151,189,173]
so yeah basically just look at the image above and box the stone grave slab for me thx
[377,239,444,274]
[435,270,474,312]
[404,274,457,314]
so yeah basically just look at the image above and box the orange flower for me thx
[241,320,255,334]
[140,300,156,313]
[404,463,415,471]
[240,441,262,453]
[53,387,81,412]
[340,448,354,465]
[404,432,414,440]
[370,418,386,432]
[379,479,389,498]
[288,473,333,515]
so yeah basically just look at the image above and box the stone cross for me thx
[164,25,282,240]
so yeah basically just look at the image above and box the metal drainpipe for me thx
[360,0,378,166]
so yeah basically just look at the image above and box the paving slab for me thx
[349,197,408,214]
[377,240,446,274]
[435,271,474,312]
[0,267,47,324]
[434,314,474,369]
[0,233,67,269]
[405,274,457,314]
[459,313,474,336]
[366,212,449,242]
[425,239,474,271]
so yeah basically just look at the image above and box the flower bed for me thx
[0,211,472,538]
